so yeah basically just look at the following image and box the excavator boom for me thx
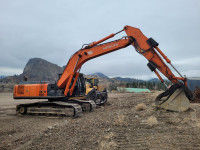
[58,37,133,95]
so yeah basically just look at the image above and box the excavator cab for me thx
[71,73,86,97]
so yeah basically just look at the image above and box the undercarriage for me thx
[16,99,96,117]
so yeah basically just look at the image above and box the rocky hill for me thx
[0,58,64,83]
[22,58,63,81]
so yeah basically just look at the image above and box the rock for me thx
[105,128,111,132]
[48,126,53,130]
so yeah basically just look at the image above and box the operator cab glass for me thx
[93,79,99,86]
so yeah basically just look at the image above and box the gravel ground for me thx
[0,92,200,150]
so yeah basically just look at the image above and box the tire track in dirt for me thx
[108,93,200,150]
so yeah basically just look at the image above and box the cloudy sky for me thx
[0,0,200,79]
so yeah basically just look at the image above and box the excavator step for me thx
[16,101,82,118]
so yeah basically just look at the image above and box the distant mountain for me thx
[112,77,138,82]
[148,78,160,82]
[148,78,170,83]
[90,72,109,78]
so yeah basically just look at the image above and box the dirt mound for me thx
[135,103,147,111]
[146,116,158,126]
[192,88,200,103]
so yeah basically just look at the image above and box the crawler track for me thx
[16,101,83,117]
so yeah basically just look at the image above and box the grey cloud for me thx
[0,0,200,79]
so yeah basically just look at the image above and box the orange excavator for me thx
[13,25,194,117]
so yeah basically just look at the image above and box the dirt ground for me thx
[0,92,200,150]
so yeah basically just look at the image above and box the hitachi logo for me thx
[103,43,118,50]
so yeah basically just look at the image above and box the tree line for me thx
[109,80,171,91]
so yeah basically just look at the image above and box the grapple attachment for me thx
[155,83,194,112]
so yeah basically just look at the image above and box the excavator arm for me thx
[57,36,133,95]
[124,26,180,84]
[58,26,185,94]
